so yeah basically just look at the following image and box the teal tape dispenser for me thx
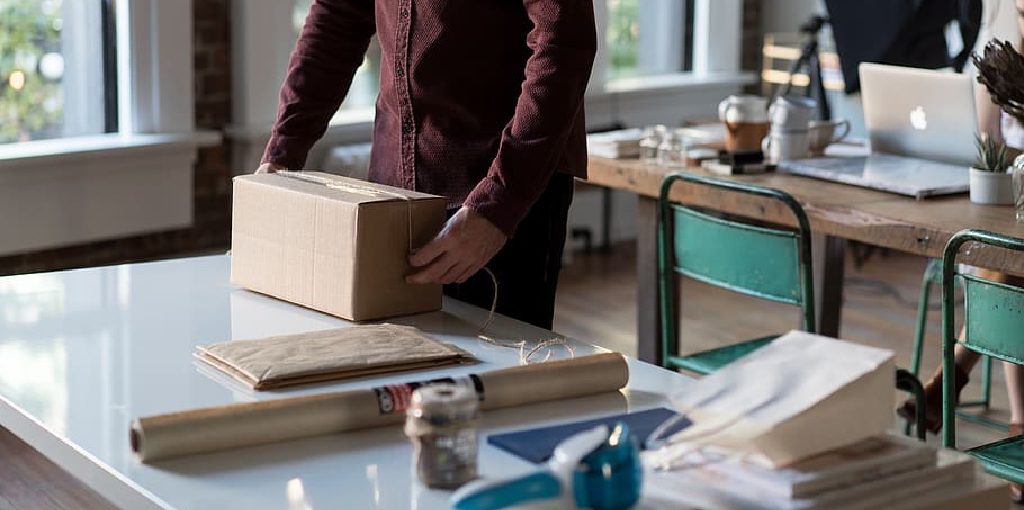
[451,422,642,510]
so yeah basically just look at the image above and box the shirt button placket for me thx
[396,0,416,190]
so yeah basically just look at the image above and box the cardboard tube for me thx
[131,353,628,462]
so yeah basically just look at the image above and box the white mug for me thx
[807,119,851,155]
[718,95,768,124]
[762,132,810,164]
[768,95,817,132]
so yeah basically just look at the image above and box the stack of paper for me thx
[644,435,977,510]
[586,128,643,159]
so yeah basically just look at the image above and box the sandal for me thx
[897,365,970,434]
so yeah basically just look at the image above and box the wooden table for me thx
[586,156,1024,365]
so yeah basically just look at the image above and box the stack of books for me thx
[644,435,979,510]
[586,128,643,159]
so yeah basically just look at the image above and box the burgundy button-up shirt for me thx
[262,0,596,236]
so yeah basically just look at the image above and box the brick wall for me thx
[0,1,233,277]
[742,0,764,92]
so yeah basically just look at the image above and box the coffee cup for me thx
[807,119,851,155]
[762,132,810,164]
[718,95,769,152]
[768,95,817,132]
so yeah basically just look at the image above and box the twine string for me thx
[476,268,575,364]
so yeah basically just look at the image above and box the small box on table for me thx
[231,172,446,321]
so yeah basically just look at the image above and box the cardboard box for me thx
[231,172,446,321]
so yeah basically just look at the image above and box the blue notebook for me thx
[486,407,689,464]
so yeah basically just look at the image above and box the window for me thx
[293,0,380,114]
[0,0,116,144]
[605,0,695,81]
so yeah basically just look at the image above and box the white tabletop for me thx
[0,255,690,510]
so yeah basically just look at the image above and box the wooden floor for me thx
[0,427,114,509]
[0,242,1016,508]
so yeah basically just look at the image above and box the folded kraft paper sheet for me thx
[197,324,476,390]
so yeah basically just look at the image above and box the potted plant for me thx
[970,135,1015,205]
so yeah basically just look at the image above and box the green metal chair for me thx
[913,258,1003,431]
[656,172,815,375]
[941,230,1024,484]
[657,172,927,440]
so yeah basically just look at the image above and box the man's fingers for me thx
[407,253,458,284]
[439,261,473,285]
[454,263,482,284]
[409,237,447,267]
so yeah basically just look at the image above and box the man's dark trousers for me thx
[443,174,574,330]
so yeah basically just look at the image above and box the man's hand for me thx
[255,162,286,174]
[407,207,507,285]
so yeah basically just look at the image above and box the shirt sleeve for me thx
[261,0,376,170]
[462,0,597,237]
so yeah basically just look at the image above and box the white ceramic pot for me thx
[969,167,1014,205]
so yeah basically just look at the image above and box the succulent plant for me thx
[974,134,1012,173]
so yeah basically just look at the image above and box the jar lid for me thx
[408,383,479,423]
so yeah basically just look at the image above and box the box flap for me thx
[233,172,443,205]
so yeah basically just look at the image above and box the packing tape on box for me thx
[130,352,628,462]
[278,171,416,253]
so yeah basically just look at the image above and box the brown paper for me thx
[197,325,476,390]
[131,353,629,462]
[230,172,446,321]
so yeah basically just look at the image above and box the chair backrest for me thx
[657,173,816,353]
[942,229,1024,447]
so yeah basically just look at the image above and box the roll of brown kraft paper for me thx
[131,352,629,462]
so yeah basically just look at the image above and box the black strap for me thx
[953,0,983,72]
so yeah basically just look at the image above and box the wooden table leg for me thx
[814,235,846,337]
[637,196,670,365]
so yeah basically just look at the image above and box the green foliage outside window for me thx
[1,0,63,143]
[607,0,639,79]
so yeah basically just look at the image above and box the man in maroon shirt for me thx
[257,0,596,329]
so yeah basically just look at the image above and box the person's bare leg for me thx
[1006,362,1024,425]
[1007,362,1024,504]
[953,342,981,372]
[899,329,978,432]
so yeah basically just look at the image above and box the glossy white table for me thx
[0,255,691,510]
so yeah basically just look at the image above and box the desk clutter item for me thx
[487,407,687,464]
[720,95,770,153]
[647,330,894,469]
[231,172,446,321]
[586,128,643,159]
[197,324,475,390]
[644,437,977,510]
[130,352,628,462]
[701,150,770,175]
[454,423,642,510]
[405,384,480,489]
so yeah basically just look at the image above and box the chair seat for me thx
[968,435,1024,484]
[665,335,777,375]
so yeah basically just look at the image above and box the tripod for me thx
[779,15,831,121]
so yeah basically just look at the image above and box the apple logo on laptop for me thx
[910,106,927,130]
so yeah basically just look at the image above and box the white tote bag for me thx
[651,331,895,469]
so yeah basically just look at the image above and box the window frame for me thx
[229,0,753,170]
[0,0,218,256]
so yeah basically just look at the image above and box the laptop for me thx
[779,63,976,198]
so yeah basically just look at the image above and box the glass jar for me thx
[639,124,666,163]
[658,128,689,168]
[1015,155,1024,222]
[405,384,479,489]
